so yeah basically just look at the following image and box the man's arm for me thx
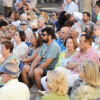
[66,61,79,70]
[38,58,54,68]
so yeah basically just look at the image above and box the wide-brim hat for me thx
[41,12,49,23]
[0,66,19,75]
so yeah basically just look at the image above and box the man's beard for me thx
[42,38,49,43]
[82,19,87,22]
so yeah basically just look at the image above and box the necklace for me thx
[65,50,76,58]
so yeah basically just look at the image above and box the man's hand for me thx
[28,69,33,79]
[66,61,79,70]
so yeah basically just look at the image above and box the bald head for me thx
[60,27,69,40]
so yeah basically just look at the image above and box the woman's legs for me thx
[21,64,30,87]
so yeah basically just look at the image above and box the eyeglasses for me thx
[20,23,27,26]
[52,14,55,16]
[41,34,47,37]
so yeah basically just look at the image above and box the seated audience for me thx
[21,32,42,86]
[41,34,99,90]
[28,27,61,90]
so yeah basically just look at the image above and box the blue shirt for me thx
[56,38,66,51]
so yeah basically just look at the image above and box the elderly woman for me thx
[56,35,78,68]
[0,41,20,68]
[71,60,100,100]
[21,20,33,42]
[13,30,28,59]
[40,70,70,100]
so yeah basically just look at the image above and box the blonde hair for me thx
[82,60,100,87]
[7,24,17,31]
[47,70,68,95]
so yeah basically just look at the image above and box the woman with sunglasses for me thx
[21,32,42,87]
[71,60,100,100]
[52,12,59,32]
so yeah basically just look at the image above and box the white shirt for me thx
[25,28,33,42]
[13,42,28,59]
[12,20,21,27]
[65,1,79,14]
[3,0,13,7]
[0,79,30,100]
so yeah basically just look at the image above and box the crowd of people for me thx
[0,0,100,100]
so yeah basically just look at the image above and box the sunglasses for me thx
[20,23,27,26]
[41,34,47,37]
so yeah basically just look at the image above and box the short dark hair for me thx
[2,41,14,53]
[65,14,72,20]
[95,4,100,8]
[83,12,90,18]
[41,27,56,39]
[17,30,26,41]
[81,34,93,45]
[64,20,73,27]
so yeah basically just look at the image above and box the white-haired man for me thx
[0,63,30,100]
[37,17,46,34]
[20,13,28,20]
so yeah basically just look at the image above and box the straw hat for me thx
[41,12,49,23]
[25,10,37,20]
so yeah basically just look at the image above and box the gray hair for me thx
[21,19,29,25]
[38,17,46,23]
[20,13,27,20]
[72,25,81,34]
[4,63,19,78]
[95,24,100,30]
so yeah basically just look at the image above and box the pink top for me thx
[73,47,99,64]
